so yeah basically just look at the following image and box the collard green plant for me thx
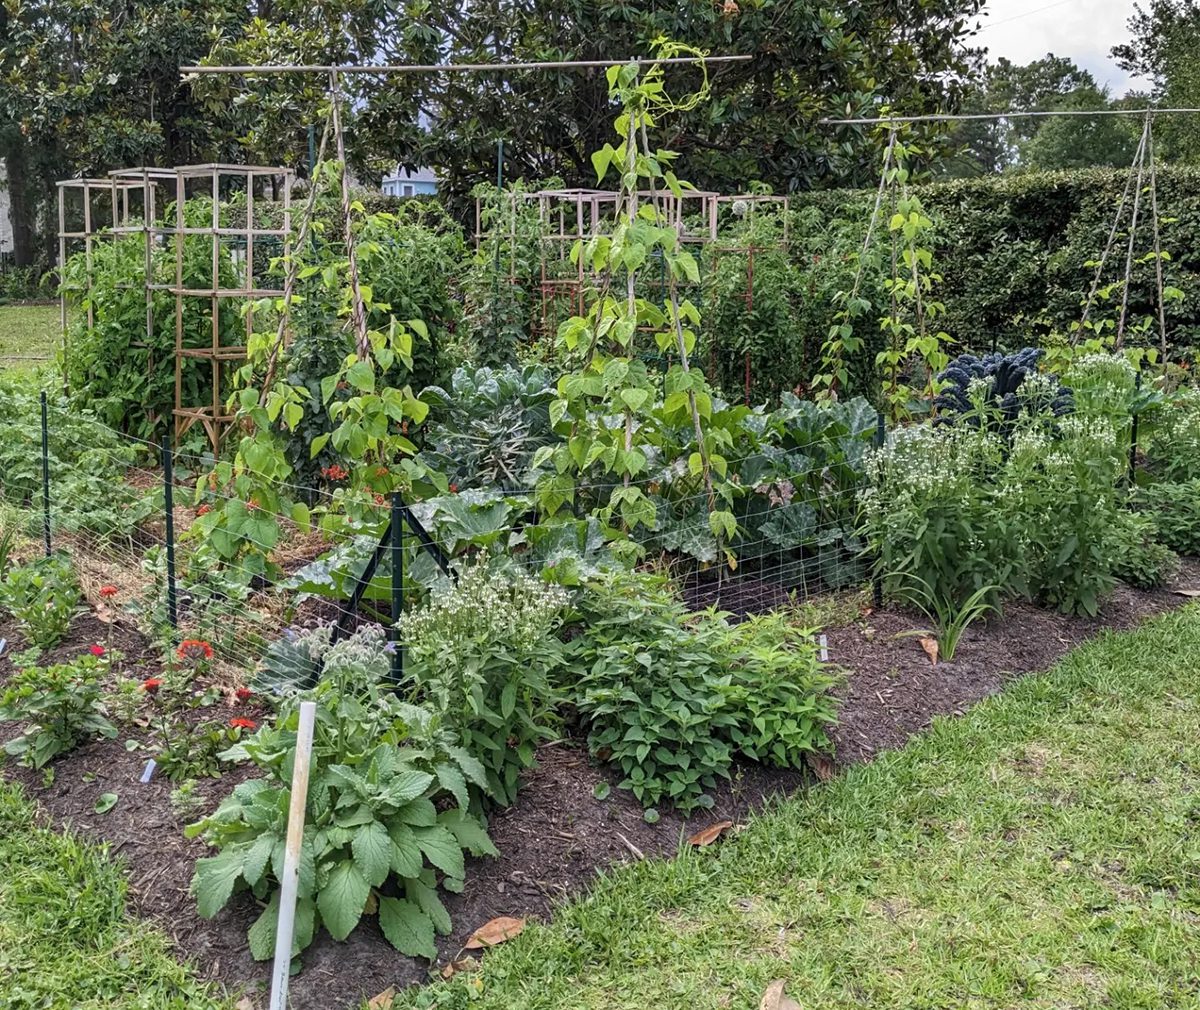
[0,654,117,768]
[189,626,495,963]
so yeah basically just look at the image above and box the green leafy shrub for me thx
[0,375,159,542]
[189,626,495,963]
[1108,510,1179,589]
[1009,412,1124,616]
[1145,386,1200,482]
[568,571,839,811]
[0,553,81,649]
[1138,479,1200,556]
[0,654,117,767]
[721,612,841,767]
[400,562,569,807]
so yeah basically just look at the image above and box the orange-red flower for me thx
[230,717,257,730]
[142,677,163,694]
[99,585,118,599]
[449,483,459,494]
[196,503,212,516]
[235,686,253,701]
[89,644,106,657]
[321,464,349,482]
[177,639,214,664]
[245,500,259,513]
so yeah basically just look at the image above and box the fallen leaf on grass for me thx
[919,635,939,666]
[805,752,836,782]
[366,987,395,1009]
[464,916,525,949]
[441,958,476,980]
[759,979,801,1010]
[687,820,734,847]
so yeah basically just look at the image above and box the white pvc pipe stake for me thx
[269,701,317,1010]
[818,634,829,663]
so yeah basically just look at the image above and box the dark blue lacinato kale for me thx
[934,348,1073,427]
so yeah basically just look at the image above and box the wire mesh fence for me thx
[0,386,895,683]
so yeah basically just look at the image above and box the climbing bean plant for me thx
[534,44,738,564]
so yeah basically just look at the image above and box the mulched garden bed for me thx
[2,561,1198,1009]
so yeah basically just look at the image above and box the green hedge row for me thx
[794,165,1200,357]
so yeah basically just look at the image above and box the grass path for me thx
[400,605,1200,1010]
[0,781,231,1010]
[0,303,59,371]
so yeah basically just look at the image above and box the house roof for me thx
[382,165,438,185]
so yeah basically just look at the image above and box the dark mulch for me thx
[3,560,1199,1009]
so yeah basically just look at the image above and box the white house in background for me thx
[381,165,438,198]
[0,160,14,255]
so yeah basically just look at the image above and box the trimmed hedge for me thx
[794,165,1200,358]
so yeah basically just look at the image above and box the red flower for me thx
[196,504,212,516]
[235,686,253,701]
[373,493,385,506]
[89,644,106,657]
[142,677,163,694]
[230,717,257,730]
[374,467,389,479]
[449,483,459,494]
[99,585,118,599]
[321,464,349,482]
[177,639,214,664]
[245,500,259,513]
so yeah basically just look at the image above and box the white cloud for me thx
[973,0,1151,95]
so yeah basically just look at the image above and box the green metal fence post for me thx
[40,391,51,556]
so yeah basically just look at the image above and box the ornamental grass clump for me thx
[400,562,570,807]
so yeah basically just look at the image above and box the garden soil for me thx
[2,561,1198,1009]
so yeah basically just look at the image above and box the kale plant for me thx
[934,348,1073,428]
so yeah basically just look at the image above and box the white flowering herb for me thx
[398,560,569,806]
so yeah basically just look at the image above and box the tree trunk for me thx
[4,136,38,268]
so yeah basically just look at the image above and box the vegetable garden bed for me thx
[3,559,1196,1009]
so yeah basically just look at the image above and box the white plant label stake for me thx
[269,700,317,1010]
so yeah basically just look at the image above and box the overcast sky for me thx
[973,0,1150,95]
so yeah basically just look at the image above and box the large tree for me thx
[942,54,1101,175]
[1112,0,1200,162]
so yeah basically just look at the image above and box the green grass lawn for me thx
[400,605,1200,1010]
[0,781,230,1010]
[0,303,59,371]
